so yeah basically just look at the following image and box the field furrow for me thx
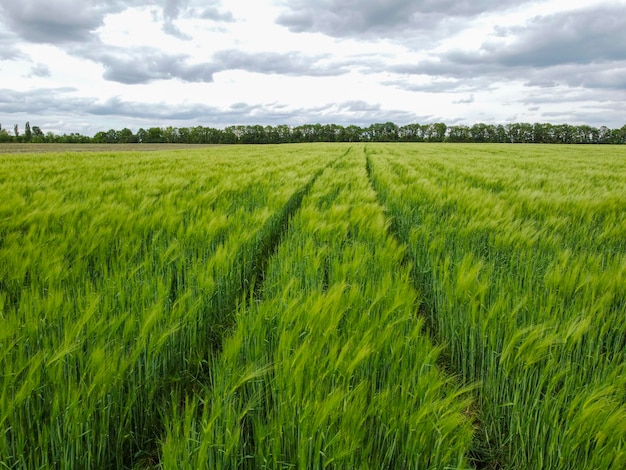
[366,143,626,469]
[0,146,333,468]
[160,146,474,469]
[2,142,624,469]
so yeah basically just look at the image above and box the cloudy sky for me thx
[1,0,625,136]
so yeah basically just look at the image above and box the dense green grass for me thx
[367,143,626,469]
[0,146,332,468]
[1,143,624,469]
[159,148,473,469]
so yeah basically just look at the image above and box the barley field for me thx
[1,143,624,469]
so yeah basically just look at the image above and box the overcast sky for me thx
[1,0,625,136]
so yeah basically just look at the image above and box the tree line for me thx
[2,121,626,144]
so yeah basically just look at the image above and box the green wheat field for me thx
[1,143,625,469]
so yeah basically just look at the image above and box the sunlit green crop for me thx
[0,146,333,468]
[367,143,626,469]
[1,143,624,469]
[160,148,474,469]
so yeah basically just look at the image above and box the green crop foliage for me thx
[160,147,474,469]
[367,143,626,469]
[0,146,333,468]
[2,143,624,469]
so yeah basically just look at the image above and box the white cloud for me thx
[0,0,624,135]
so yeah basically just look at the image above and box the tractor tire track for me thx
[364,147,488,469]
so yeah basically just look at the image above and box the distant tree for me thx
[93,131,106,143]
[480,124,498,143]
[294,124,319,142]
[575,125,598,144]
[518,123,534,143]
[24,122,32,141]
[103,129,119,143]
[504,123,520,143]
[118,128,136,143]
[206,127,223,144]
[221,127,239,144]
[425,123,447,142]
[553,124,575,144]
[311,124,324,142]
[608,126,626,144]
[469,123,488,142]
[397,124,412,141]
[598,126,611,144]
[162,126,180,143]
[374,123,396,141]
[532,123,550,143]
[145,127,164,143]
[343,125,363,142]
[188,126,205,143]
[363,123,395,142]
[136,128,147,143]
[275,124,293,143]
[31,126,44,142]
[263,125,278,143]
[447,125,471,142]
[239,125,266,144]
[0,127,12,143]
[6,120,623,146]
[178,127,191,143]
[59,132,89,143]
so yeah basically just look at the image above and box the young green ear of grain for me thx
[160,145,475,469]
[0,146,333,468]
[367,142,626,469]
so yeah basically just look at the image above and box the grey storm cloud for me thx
[523,64,626,91]
[161,0,234,38]
[162,0,186,21]
[478,5,626,67]
[162,21,191,40]
[453,94,474,104]
[0,87,90,113]
[537,104,626,128]
[523,79,560,88]
[28,63,51,78]
[0,87,425,128]
[211,50,350,77]
[390,59,502,80]
[387,4,626,95]
[93,50,218,84]
[1,85,429,131]
[301,100,431,126]
[383,77,497,94]
[162,0,191,39]
[0,87,218,122]
[88,96,220,120]
[76,46,350,84]
[276,0,525,37]
[0,29,21,60]
[0,0,133,44]
[197,5,234,22]
[163,0,234,23]
[87,96,426,127]
[2,1,624,131]
[0,0,234,44]
[428,5,626,71]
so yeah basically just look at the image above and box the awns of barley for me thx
[0,146,334,468]
[4,143,622,469]
[160,147,474,469]
[367,143,626,469]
